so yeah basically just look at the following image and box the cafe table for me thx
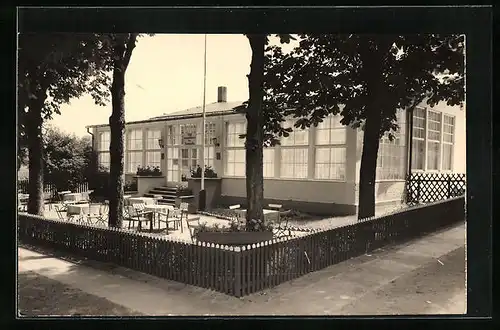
[143,204,175,231]
[128,197,155,206]
[63,192,88,204]
[66,203,89,223]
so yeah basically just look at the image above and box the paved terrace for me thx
[41,203,407,242]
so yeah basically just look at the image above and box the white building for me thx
[87,86,466,215]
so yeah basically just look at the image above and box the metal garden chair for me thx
[125,204,152,230]
[185,216,201,243]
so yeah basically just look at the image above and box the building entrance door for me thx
[180,147,198,180]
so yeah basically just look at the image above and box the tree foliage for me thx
[258,34,464,218]
[18,33,113,214]
[261,34,464,142]
[42,125,95,192]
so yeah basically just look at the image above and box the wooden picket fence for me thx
[18,180,89,199]
[405,172,466,205]
[18,196,465,297]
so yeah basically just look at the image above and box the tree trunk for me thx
[245,35,266,230]
[26,92,46,215]
[108,61,126,228]
[357,39,390,220]
[107,34,137,228]
[358,107,383,220]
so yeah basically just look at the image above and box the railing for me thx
[405,172,466,205]
[18,196,465,297]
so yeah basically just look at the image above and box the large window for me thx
[280,119,309,179]
[127,151,142,173]
[146,151,161,168]
[411,107,455,172]
[225,122,246,176]
[146,129,161,150]
[315,115,346,180]
[167,147,180,182]
[98,131,110,151]
[167,125,178,145]
[376,111,407,180]
[263,148,275,178]
[204,146,215,168]
[411,107,426,171]
[127,129,143,150]
[98,152,110,171]
[281,148,308,179]
[204,122,217,145]
[225,149,245,176]
[97,131,111,171]
[426,110,441,170]
[442,115,455,171]
[226,122,246,147]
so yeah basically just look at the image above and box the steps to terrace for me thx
[143,186,195,206]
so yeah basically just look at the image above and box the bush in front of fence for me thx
[18,196,465,297]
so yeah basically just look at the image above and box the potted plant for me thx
[194,218,274,246]
[136,165,163,177]
[189,165,218,178]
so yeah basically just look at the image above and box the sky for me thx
[48,34,297,137]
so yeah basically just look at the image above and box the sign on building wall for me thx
[182,125,197,145]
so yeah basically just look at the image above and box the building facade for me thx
[87,86,466,215]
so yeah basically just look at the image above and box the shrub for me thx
[190,165,218,178]
[193,218,273,239]
[136,165,162,176]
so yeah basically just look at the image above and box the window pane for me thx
[146,151,161,168]
[98,152,110,170]
[147,130,161,149]
[315,147,346,180]
[263,148,275,178]
[98,132,110,151]
[442,144,453,171]
[427,141,440,170]
[281,147,308,179]
[411,140,425,170]
[226,122,246,147]
[128,129,143,150]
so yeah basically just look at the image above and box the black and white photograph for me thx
[15,6,491,318]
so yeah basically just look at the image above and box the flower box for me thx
[196,231,274,246]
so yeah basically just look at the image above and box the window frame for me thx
[312,115,347,181]
[224,121,246,177]
[411,107,456,173]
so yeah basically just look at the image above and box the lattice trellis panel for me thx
[405,172,466,205]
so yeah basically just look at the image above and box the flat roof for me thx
[86,101,245,129]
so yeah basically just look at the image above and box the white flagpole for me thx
[200,34,207,198]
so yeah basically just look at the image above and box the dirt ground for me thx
[17,271,143,317]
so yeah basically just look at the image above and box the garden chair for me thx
[85,203,107,226]
[94,201,109,227]
[228,204,242,222]
[156,208,183,234]
[54,204,67,221]
[267,203,282,225]
[185,216,201,243]
[125,204,152,231]
[272,204,292,239]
